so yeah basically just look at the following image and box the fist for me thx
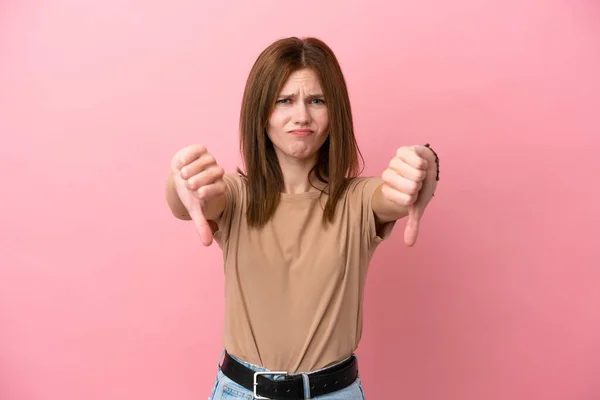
[381,145,438,246]
[171,144,226,246]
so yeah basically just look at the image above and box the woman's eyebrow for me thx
[278,93,324,98]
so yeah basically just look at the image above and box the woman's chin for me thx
[282,150,317,163]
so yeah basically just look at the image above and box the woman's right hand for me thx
[170,144,226,246]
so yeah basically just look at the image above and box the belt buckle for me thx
[253,370,288,400]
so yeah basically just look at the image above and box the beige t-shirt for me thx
[213,173,396,373]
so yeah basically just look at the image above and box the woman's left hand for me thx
[381,145,438,246]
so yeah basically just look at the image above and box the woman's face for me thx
[266,68,329,164]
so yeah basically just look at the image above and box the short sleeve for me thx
[348,177,397,246]
[213,173,245,247]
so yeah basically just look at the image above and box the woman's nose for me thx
[293,103,311,125]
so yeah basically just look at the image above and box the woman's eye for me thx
[276,98,325,105]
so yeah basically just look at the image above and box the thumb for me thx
[188,203,213,246]
[404,205,423,247]
[404,162,437,246]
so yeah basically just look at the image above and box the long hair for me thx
[238,36,363,228]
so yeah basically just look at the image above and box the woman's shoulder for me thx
[345,176,383,195]
[223,171,247,184]
[221,171,248,203]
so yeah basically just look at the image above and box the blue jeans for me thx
[208,351,366,399]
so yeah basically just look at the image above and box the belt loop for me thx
[217,349,225,369]
[301,373,311,400]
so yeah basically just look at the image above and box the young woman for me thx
[166,36,439,400]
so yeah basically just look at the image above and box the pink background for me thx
[1,1,599,399]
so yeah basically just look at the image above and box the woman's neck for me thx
[277,154,322,195]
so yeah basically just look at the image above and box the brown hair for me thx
[238,36,363,228]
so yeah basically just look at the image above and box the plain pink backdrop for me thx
[1,1,599,399]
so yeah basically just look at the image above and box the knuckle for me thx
[381,184,392,197]
[175,154,188,169]
[397,197,409,207]
[381,169,394,182]
[204,153,215,164]
[185,179,197,191]
[193,144,206,154]
[382,185,395,200]
[197,186,208,199]
[381,170,389,182]
[409,181,419,194]
[180,167,190,179]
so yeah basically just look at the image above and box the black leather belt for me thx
[220,351,359,400]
